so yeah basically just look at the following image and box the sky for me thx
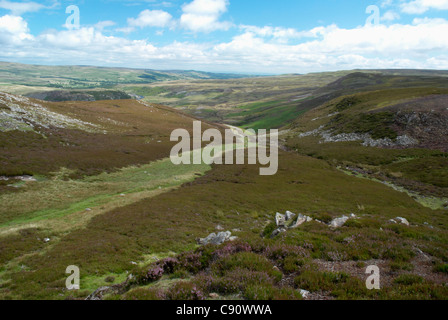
[0,0,448,74]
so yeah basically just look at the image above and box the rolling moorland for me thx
[0,65,447,300]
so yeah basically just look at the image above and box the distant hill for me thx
[0,61,255,93]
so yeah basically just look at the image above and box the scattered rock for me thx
[85,208,92,212]
[289,214,308,229]
[130,261,137,265]
[215,225,224,231]
[285,211,296,221]
[271,227,287,238]
[20,175,37,182]
[43,238,51,243]
[270,211,314,237]
[329,216,349,228]
[275,212,286,227]
[198,231,233,246]
[299,289,310,299]
[209,293,220,299]
[396,217,410,226]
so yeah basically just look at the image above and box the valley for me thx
[0,65,447,300]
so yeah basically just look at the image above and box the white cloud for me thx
[239,25,306,42]
[180,0,232,32]
[0,0,46,15]
[95,21,116,31]
[0,15,33,44]
[128,9,173,29]
[1,13,448,73]
[381,10,400,21]
[401,0,448,14]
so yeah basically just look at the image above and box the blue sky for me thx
[0,0,448,73]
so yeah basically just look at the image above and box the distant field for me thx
[0,61,253,94]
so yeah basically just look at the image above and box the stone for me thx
[396,217,410,226]
[275,212,286,227]
[209,293,219,299]
[216,225,224,231]
[285,211,296,221]
[329,216,349,228]
[199,231,232,246]
[44,238,51,243]
[290,214,307,229]
[271,227,287,238]
[299,289,310,299]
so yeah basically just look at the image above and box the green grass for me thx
[0,157,211,229]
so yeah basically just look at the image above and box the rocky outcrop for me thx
[269,211,358,237]
[0,91,100,133]
[329,216,350,228]
[198,231,237,246]
[320,131,417,148]
[390,217,410,226]
[270,211,314,238]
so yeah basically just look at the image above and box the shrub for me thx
[294,271,350,292]
[159,257,180,273]
[177,252,204,273]
[282,256,305,273]
[394,275,425,286]
[213,252,282,282]
[137,266,164,284]
[244,285,302,300]
[382,246,415,262]
[166,282,206,301]
[262,222,277,238]
[434,264,448,274]
[389,261,414,272]
[123,288,164,300]
[264,244,308,261]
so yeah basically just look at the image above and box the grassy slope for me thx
[1,151,446,300]
[0,95,220,178]
[284,79,448,205]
